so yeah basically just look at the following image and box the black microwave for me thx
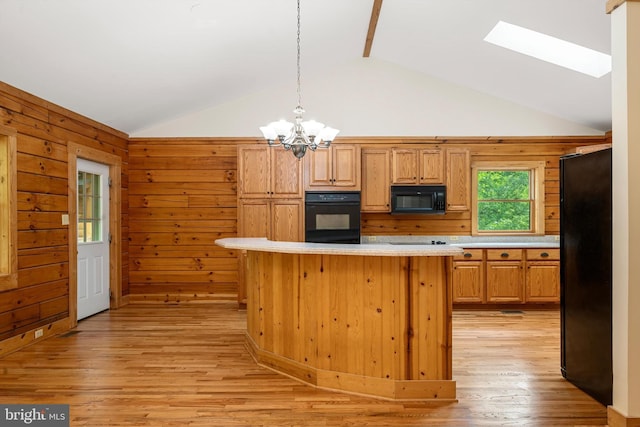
[390,185,446,214]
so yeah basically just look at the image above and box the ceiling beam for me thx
[363,0,383,57]
[607,0,640,13]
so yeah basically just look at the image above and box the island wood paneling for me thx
[0,81,128,351]
[127,138,245,303]
[244,250,455,400]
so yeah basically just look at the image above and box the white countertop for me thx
[215,237,464,257]
[451,242,559,249]
[361,235,559,249]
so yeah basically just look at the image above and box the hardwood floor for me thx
[0,304,607,426]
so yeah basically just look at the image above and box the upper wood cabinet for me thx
[238,145,303,199]
[445,148,471,211]
[391,148,444,184]
[304,144,360,190]
[361,149,391,212]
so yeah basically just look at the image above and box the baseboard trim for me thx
[608,406,640,427]
[127,293,237,304]
[0,317,71,357]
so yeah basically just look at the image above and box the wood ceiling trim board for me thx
[607,0,640,13]
[363,0,383,57]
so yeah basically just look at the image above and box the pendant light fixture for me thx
[259,0,339,159]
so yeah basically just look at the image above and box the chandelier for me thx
[259,0,339,159]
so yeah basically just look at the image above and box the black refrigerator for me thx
[560,147,612,406]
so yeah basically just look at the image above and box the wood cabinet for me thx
[525,249,560,302]
[238,145,303,198]
[238,199,303,242]
[452,246,560,305]
[236,199,304,305]
[391,148,444,184]
[237,145,304,305]
[486,249,525,303]
[304,144,360,190]
[452,249,485,303]
[361,148,391,212]
[445,148,470,211]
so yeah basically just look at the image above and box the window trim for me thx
[0,125,18,290]
[471,160,546,236]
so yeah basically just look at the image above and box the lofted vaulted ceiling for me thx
[0,0,611,135]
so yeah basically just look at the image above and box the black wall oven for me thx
[305,192,361,244]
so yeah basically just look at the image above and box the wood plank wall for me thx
[359,137,611,236]
[0,82,129,344]
[0,80,612,332]
[128,136,608,304]
[127,138,244,303]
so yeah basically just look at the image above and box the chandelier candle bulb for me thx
[259,0,339,159]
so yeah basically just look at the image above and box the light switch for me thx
[61,214,69,225]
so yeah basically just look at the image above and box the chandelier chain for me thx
[258,0,339,159]
[296,0,302,109]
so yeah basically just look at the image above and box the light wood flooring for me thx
[0,304,607,426]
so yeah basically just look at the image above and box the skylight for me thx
[484,21,611,78]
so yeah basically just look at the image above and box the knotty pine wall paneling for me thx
[127,138,244,303]
[0,82,128,353]
[357,136,609,237]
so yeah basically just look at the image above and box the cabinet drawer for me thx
[453,249,484,260]
[486,249,523,260]
[526,248,560,260]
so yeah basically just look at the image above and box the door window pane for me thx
[78,171,103,242]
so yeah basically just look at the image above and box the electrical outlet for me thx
[555,235,560,241]
[449,236,459,241]
[61,214,69,225]
[369,236,377,242]
[34,329,43,339]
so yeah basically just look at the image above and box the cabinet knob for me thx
[500,252,509,258]
[540,252,549,258]
[464,252,472,258]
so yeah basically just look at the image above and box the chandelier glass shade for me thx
[259,0,339,159]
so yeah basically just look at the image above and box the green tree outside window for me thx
[477,170,532,231]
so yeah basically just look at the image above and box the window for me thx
[0,126,18,290]
[77,171,104,243]
[472,161,545,235]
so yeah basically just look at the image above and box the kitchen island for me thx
[215,237,463,400]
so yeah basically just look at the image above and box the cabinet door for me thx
[391,149,418,184]
[238,146,270,198]
[238,200,270,238]
[526,261,560,302]
[361,149,390,212]
[445,148,470,211]
[271,199,304,242]
[486,261,524,303]
[419,149,444,184]
[271,148,303,198]
[452,261,485,303]
[306,148,332,187]
[332,145,360,188]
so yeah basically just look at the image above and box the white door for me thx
[77,159,110,320]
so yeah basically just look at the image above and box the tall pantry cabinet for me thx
[237,145,304,304]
